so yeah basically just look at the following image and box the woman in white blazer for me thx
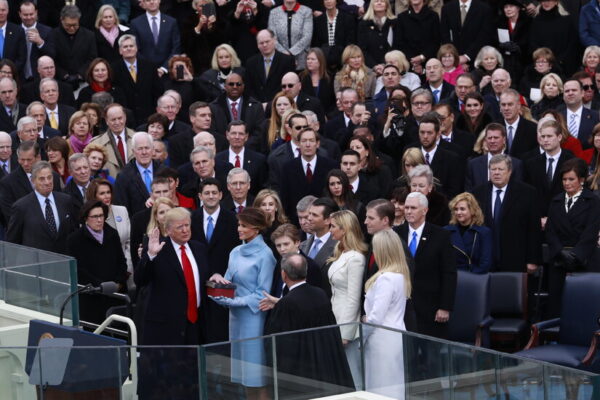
[327,210,367,386]
[87,178,133,289]
[363,229,411,399]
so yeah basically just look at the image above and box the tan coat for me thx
[89,128,135,177]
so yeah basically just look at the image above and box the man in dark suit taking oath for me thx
[396,192,456,339]
[135,206,208,398]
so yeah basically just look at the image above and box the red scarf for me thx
[90,81,112,93]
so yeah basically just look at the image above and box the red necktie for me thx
[238,205,244,213]
[460,102,465,113]
[235,155,241,168]
[231,101,238,120]
[116,135,125,164]
[180,245,198,323]
[306,162,313,184]
[368,253,376,271]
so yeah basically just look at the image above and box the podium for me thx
[25,320,129,399]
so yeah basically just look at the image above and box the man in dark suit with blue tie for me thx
[0,0,26,74]
[280,128,337,223]
[559,79,600,149]
[422,59,454,105]
[129,0,181,74]
[396,192,456,339]
[7,160,76,254]
[191,178,240,343]
[215,120,267,195]
[473,154,542,273]
[135,206,209,398]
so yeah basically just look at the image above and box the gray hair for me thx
[281,253,307,281]
[411,88,433,103]
[60,5,81,20]
[17,140,38,156]
[474,46,504,69]
[408,164,434,186]
[26,101,45,115]
[190,145,214,162]
[31,160,52,180]
[296,195,317,213]
[193,131,215,147]
[0,131,11,143]
[68,153,89,170]
[406,191,429,208]
[39,77,57,92]
[301,110,318,124]
[227,167,250,183]
[17,116,36,132]
[0,76,17,90]
[118,34,137,48]
[489,154,513,171]
[131,131,153,149]
[500,88,520,102]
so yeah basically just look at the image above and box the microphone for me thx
[59,282,119,325]
[82,281,119,295]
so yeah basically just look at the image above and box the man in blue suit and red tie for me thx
[129,0,181,76]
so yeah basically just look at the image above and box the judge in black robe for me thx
[264,254,354,397]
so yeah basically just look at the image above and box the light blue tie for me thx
[409,231,418,257]
[308,238,321,259]
[206,215,214,242]
[432,89,440,104]
[568,113,578,137]
[143,169,152,193]
[0,28,4,59]
[151,16,159,45]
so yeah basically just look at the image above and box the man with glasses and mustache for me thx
[209,73,265,151]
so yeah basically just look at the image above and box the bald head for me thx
[37,56,55,79]
[425,58,444,85]
[491,68,511,96]
[282,72,301,97]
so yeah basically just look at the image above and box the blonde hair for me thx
[253,189,288,225]
[385,50,410,74]
[327,210,367,263]
[363,0,396,20]
[210,44,242,70]
[147,197,176,236]
[339,45,370,101]
[401,147,426,177]
[95,5,120,29]
[583,45,600,67]
[365,230,411,297]
[268,93,296,146]
[448,192,485,226]
[538,73,564,103]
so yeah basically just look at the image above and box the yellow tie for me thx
[265,58,271,77]
[129,64,137,82]
[49,111,58,130]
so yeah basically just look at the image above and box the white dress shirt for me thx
[567,106,583,138]
[229,147,245,167]
[491,184,507,216]
[35,190,60,230]
[301,155,317,175]
[203,207,220,236]
[408,222,425,251]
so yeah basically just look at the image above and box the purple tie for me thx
[151,16,159,45]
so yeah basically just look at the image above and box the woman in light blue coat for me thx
[210,207,276,400]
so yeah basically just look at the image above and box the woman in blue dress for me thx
[210,207,276,400]
[444,192,493,274]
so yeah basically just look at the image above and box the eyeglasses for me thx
[281,83,295,89]
[293,125,308,130]
[582,84,594,91]
[227,82,243,87]
[413,101,431,107]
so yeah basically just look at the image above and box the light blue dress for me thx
[224,234,276,387]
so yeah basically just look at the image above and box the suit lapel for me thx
[165,240,187,287]
[415,223,431,257]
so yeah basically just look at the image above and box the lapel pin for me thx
[422,237,427,241]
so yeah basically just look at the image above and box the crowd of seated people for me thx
[1,0,600,394]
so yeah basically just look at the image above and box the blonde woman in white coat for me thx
[363,229,412,399]
[327,210,367,387]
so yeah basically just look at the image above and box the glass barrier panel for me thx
[201,336,276,400]
[543,362,597,400]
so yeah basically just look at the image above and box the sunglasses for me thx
[582,84,594,91]
[281,83,295,89]
[227,82,243,87]
[293,125,308,130]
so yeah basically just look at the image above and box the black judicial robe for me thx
[264,283,354,395]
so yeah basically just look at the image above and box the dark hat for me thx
[502,0,524,7]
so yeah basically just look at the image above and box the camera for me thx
[176,65,184,80]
